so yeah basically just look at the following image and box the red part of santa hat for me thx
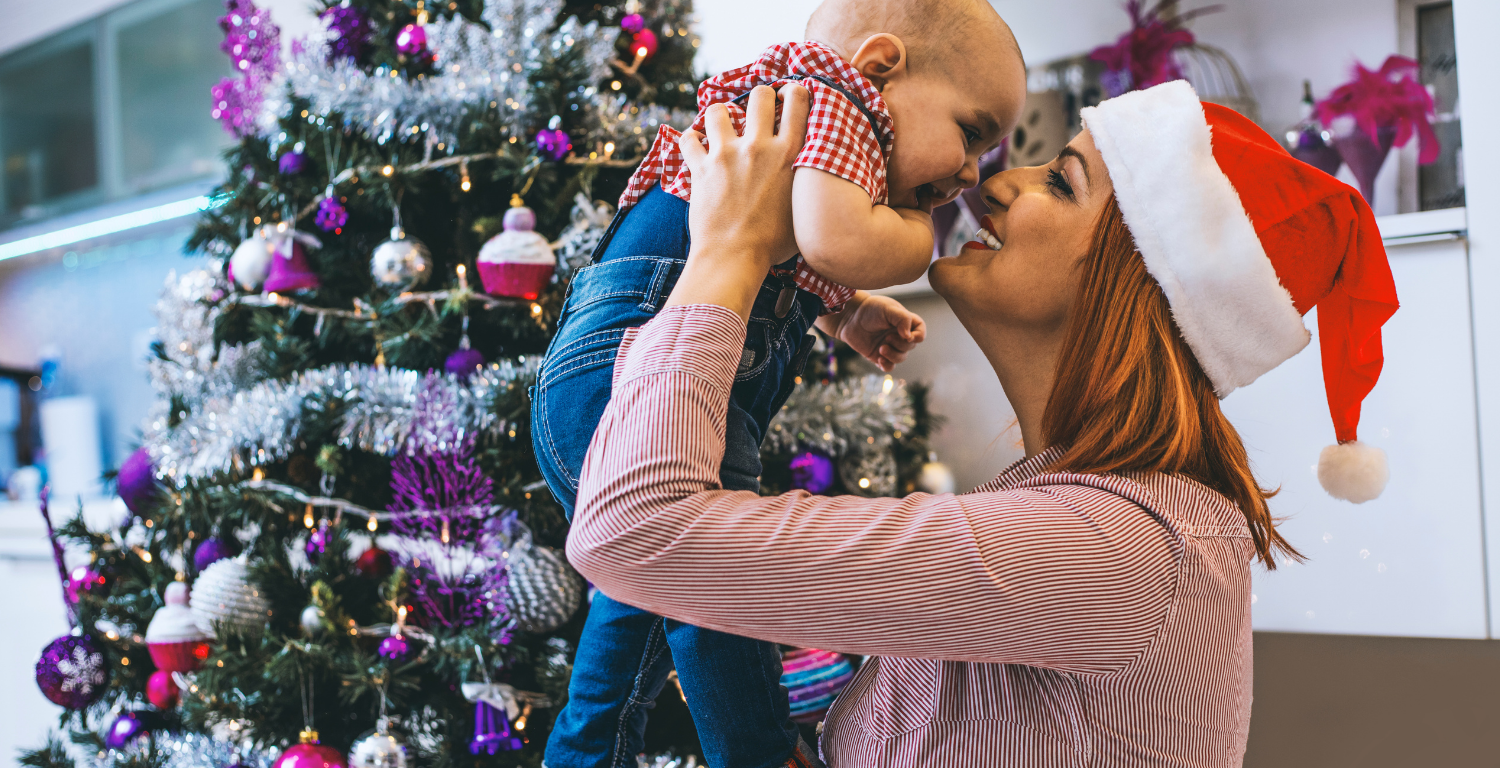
[1080,81,1399,503]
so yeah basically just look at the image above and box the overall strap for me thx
[732,73,886,154]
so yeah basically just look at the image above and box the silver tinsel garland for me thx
[146,269,273,411]
[285,0,614,148]
[148,360,536,484]
[764,374,916,458]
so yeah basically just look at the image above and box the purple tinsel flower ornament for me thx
[315,191,348,232]
[378,633,412,661]
[320,3,372,64]
[211,0,281,138]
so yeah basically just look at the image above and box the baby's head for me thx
[806,0,1026,209]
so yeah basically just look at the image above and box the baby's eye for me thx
[962,126,980,146]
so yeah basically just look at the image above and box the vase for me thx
[1333,124,1397,206]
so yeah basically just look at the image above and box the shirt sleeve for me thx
[793,80,887,204]
[568,305,1180,674]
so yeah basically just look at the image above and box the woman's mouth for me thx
[965,215,1003,251]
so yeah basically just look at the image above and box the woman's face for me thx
[929,129,1115,339]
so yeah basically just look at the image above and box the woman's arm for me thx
[569,306,1178,671]
[569,86,1180,672]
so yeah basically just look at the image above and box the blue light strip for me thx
[0,195,221,263]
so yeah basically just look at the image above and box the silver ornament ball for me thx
[350,719,407,768]
[371,227,432,288]
[505,540,584,634]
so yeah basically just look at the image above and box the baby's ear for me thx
[849,33,907,90]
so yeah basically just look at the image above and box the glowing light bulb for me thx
[304,505,315,528]
[367,516,379,532]
[381,165,394,176]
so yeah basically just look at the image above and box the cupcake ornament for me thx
[146,582,211,672]
[478,196,556,300]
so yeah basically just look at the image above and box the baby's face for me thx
[881,45,1026,209]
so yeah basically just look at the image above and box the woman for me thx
[566,81,1398,766]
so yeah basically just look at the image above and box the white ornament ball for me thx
[350,719,407,768]
[230,226,276,290]
[189,555,271,638]
[300,604,326,637]
[371,227,432,288]
[917,460,956,495]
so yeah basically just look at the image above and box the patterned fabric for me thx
[571,304,1258,768]
[620,41,896,314]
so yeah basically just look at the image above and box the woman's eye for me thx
[1046,168,1074,198]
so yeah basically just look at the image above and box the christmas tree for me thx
[21,0,940,764]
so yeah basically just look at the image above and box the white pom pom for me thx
[1317,441,1389,503]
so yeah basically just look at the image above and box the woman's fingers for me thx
[677,129,708,178]
[741,85,778,142]
[702,102,737,147]
[777,84,810,156]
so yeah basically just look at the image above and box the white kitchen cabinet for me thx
[1228,218,1485,637]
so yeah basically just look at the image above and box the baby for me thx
[534,1,1026,766]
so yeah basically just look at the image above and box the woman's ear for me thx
[849,33,907,91]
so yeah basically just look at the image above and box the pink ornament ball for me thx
[395,24,427,56]
[146,669,179,709]
[631,29,658,60]
[619,13,645,33]
[263,238,321,293]
[503,205,536,232]
[274,741,348,768]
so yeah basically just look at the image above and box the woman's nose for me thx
[978,167,1019,212]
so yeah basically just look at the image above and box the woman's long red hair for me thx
[1042,197,1300,567]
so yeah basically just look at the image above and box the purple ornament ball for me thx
[789,451,835,495]
[378,634,411,661]
[193,535,240,572]
[105,711,153,749]
[279,150,308,176]
[620,13,645,33]
[395,24,428,56]
[445,348,485,380]
[36,635,109,710]
[118,447,159,514]
[315,196,348,232]
[305,522,329,563]
[535,128,572,161]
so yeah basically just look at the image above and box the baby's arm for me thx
[791,167,934,290]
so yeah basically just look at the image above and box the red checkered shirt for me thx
[619,41,896,315]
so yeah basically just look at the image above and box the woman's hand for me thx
[665,84,811,320]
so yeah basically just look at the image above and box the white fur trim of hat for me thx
[1079,81,1311,398]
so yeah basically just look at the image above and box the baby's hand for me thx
[821,292,927,372]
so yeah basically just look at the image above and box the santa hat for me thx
[1080,80,1399,503]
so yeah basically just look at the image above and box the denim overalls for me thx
[533,186,821,768]
[534,72,882,768]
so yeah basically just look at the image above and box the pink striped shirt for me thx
[569,305,1256,767]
